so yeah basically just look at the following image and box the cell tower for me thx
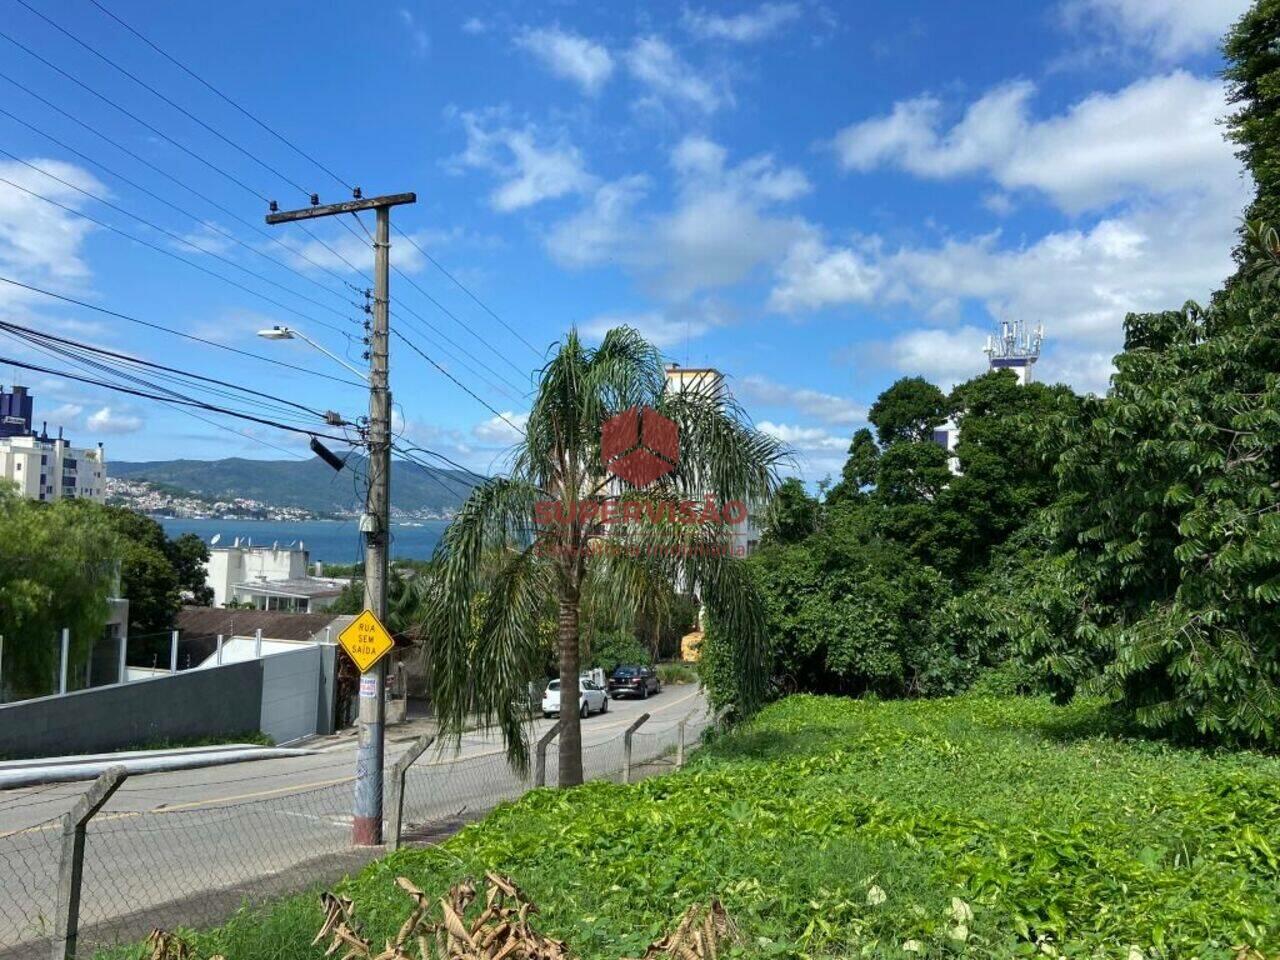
[984,318,1044,385]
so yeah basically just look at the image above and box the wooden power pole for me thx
[267,191,416,845]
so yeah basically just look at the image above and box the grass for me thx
[95,695,1280,959]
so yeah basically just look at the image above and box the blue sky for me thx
[0,0,1251,481]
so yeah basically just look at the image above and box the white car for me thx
[542,678,609,718]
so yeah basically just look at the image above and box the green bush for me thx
[656,662,698,685]
[586,628,652,674]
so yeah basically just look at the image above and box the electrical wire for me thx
[0,149,363,324]
[0,69,365,295]
[86,0,356,194]
[392,225,542,357]
[0,174,359,339]
[13,0,315,199]
[0,105,364,309]
[391,329,521,431]
[391,443,483,503]
[0,354,355,443]
[0,319,338,423]
[0,276,364,389]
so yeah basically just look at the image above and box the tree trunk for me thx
[557,593,584,787]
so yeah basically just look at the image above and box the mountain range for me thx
[109,456,479,518]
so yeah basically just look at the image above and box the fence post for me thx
[116,628,127,685]
[0,633,4,703]
[676,716,689,769]
[534,719,562,788]
[386,733,435,851]
[169,629,179,674]
[254,628,263,659]
[51,765,127,960]
[622,712,651,785]
[58,628,70,694]
[215,633,224,665]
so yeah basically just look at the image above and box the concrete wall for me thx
[258,646,322,745]
[0,659,262,759]
[0,645,340,759]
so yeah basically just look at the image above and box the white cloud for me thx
[461,17,487,35]
[453,111,595,212]
[833,72,1239,213]
[582,305,725,349]
[516,26,614,94]
[757,421,849,450]
[548,137,810,300]
[86,406,143,435]
[770,235,882,312]
[736,375,865,425]
[626,36,725,114]
[681,3,802,43]
[472,410,528,444]
[545,175,649,268]
[881,326,990,387]
[1062,0,1250,60]
[0,158,103,296]
[398,8,430,57]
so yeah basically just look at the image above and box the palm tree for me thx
[418,327,788,786]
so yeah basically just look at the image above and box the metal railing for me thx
[0,705,717,959]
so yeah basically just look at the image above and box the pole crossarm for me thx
[265,192,417,223]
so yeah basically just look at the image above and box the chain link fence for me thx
[0,703,714,959]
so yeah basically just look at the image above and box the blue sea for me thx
[157,517,450,564]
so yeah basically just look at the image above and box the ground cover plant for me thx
[100,694,1280,960]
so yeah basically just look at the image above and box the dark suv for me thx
[607,664,661,699]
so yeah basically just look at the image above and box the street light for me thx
[256,325,369,382]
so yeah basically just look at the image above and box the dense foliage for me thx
[0,491,212,698]
[130,695,1280,960]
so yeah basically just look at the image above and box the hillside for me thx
[109,456,479,518]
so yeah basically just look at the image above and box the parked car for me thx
[542,678,609,718]
[607,664,661,699]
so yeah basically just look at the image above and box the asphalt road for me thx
[0,685,709,955]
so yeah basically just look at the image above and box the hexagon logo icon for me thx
[601,405,678,487]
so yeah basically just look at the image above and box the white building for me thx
[205,538,348,612]
[0,386,106,502]
[663,363,762,556]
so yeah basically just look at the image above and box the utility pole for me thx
[267,191,415,845]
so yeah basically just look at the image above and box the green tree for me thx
[1044,280,1280,745]
[169,533,213,606]
[0,487,117,698]
[826,427,879,504]
[867,376,948,446]
[418,328,786,784]
[1226,0,1280,265]
[762,477,820,545]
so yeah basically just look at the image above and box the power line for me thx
[13,0,315,200]
[393,226,542,357]
[0,104,363,309]
[0,173,359,339]
[0,276,364,389]
[86,0,355,194]
[0,70,366,295]
[0,354,356,443]
[391,307,527,403]
[0,149,363,324]
[392,443,485,503]
[391,329,521,430]
[0,318,339,423]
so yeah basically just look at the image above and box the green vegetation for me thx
[702,8,1280,746]
[416,328,784,784]
[112,730,273,752]
[101,695,1280,959]
[656,662,698,684]
[0,489,212,699]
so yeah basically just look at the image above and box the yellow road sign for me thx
[338,610,395,673]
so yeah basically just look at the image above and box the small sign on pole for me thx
[338,610,395,674]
